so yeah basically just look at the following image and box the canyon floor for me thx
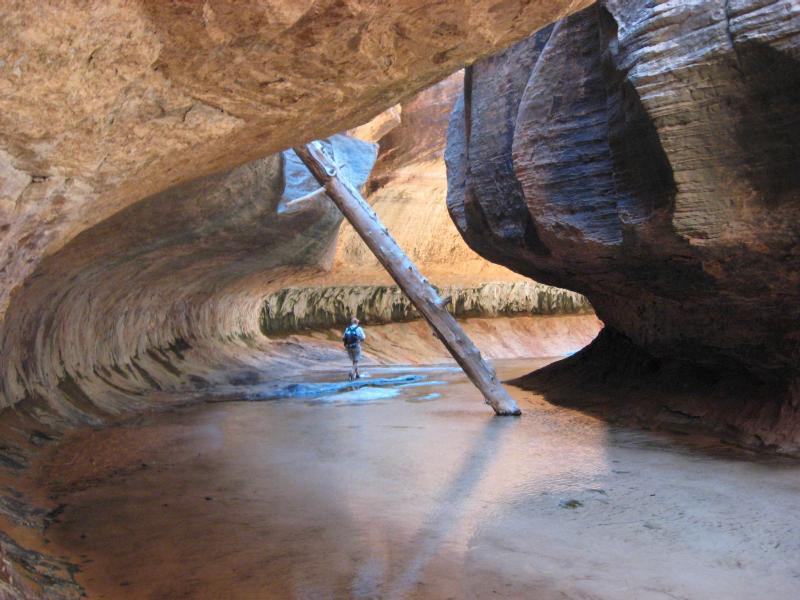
[35,357,800,600]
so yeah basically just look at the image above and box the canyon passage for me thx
[37,358,800,600]
[1,1,799,599]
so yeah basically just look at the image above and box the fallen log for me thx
[292,141,521,416]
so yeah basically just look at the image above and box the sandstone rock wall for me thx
[330,72,526,287]
[0,0,596,429]
[446,0,800,450]
[0,134,376,418]
[0,4,602,597]
[0,0,591,320]
[291,314,602,364]
[261,282,591,334]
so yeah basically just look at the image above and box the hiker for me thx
[342,317,366,380]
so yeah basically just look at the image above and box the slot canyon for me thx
[0,1,798,599]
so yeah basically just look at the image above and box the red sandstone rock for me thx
[0,0,593,437]
[446,0,800,451]
[0,4,599,597]
[0,0,590,318]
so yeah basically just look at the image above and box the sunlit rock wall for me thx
[284,71,593,348]
[330,72,529,286]
[446,0,800,450]
[0,135,376,420]
[0,3,605,597]
[0,0,591,320]
[261,282,591,334]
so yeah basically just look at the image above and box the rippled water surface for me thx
[45,359,800,599]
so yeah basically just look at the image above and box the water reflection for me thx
[379,418,515,599]
[44,359,800,600]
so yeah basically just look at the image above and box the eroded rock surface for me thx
[0,135,376,417]
[261,282,591,334]
[0,4,599,593]
[331,72,522,286]
[446,0,800,450]
[0,0,591,319]
[0,0,605,423]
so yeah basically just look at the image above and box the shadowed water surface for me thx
[41,359,800,599]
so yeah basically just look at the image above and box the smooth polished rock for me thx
[0,0,591,317]
[446,0,800,449]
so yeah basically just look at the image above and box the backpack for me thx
[343,325,360,348]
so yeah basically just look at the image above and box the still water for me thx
[44,359,800,599]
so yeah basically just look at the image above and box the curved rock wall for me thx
[0,1,598,422]
[0,135,381,600]
[289,314,602,364]
[0,134,376,418]
[261,282,591,334]
[0,0,591,319]
[0,3,603,597]
[446,0,800,449]
[330,72,525,286]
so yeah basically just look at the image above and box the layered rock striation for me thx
[0,0,590,319]
[0,0,601,422]
[446,0,800,450]
[0,135,376,419]
[0,4,599,594]
[261,281,591,334]
[330,72,525,286]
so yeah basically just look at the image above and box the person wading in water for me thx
[343,317,366,380]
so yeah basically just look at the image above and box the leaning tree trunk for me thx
[292,142,521,416]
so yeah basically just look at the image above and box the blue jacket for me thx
[343,325,366,346]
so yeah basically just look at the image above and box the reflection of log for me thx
[293,142,521,416]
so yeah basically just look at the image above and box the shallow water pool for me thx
[41,359,800,599]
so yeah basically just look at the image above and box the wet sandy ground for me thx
[39,359,800,599]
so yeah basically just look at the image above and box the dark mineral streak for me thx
[446,0,800,451]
